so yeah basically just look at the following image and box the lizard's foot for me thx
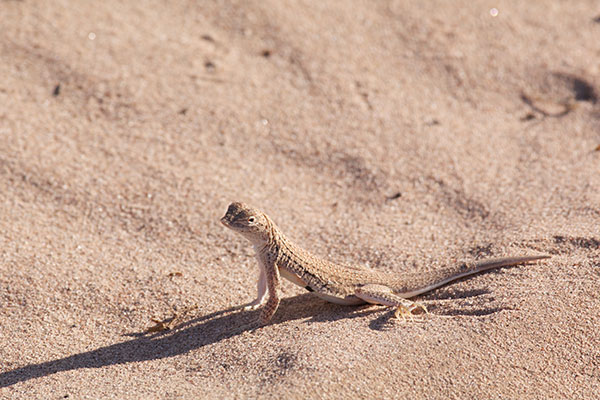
[243,298,266,311]
[394,305,413,321]
[394,302,428,321]
[355,284,428,321]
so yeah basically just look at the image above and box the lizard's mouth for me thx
[220,216,231,227]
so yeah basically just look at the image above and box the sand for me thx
[1,1,599,398]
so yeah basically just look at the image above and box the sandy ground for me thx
[1,1,600,398]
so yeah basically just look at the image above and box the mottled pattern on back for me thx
[261,213,546,298]
[221,202,549,323]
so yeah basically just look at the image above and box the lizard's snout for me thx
[220,216,231,226]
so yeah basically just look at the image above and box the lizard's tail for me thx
[395,255,551,298]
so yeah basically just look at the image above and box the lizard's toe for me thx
[394,305,413,321]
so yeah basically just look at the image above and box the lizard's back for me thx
[273,236,548,300]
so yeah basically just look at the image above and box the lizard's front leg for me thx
[258,251,281,324]
[244,265,267,311]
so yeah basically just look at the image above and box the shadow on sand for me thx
[0,294,379,388]
[1,287,501,387]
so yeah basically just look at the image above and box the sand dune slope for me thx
[1,1,599,398]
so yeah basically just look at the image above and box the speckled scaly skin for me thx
[220,202,550,323]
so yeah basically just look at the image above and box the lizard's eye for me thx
[248,216,256,224]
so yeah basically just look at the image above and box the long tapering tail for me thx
[394,255,551,298]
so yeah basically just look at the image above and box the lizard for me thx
[220,202,550,324]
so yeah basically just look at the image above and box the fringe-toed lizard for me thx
[220,202,549,324]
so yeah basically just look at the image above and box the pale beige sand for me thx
[1,1,599,398]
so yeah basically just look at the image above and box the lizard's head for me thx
[221,202,271,244]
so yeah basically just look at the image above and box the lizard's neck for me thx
[253,214,287,251]
[267,216,299,252]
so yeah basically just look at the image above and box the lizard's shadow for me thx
[367,288,509,330]
[1,287,509,387]
[0,293,378,388]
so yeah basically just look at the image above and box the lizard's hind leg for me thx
[355,284,428,320]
